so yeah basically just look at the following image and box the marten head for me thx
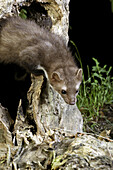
[49,67,82,105]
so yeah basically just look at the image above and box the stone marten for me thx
[0,17,82,105]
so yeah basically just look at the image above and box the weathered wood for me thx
[27,74,83,138]
[0,0,83,135]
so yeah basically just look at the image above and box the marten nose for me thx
[70,98,75,105]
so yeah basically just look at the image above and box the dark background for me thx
[69,0,113,75]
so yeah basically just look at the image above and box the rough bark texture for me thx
[0,0,83,136]
[0,105,113,169]
[30,0,83,136]
[27,75,83,138]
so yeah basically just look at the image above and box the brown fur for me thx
[0,17,82,105]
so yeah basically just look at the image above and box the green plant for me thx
[19,9,27,19]
[78,58,113,117]
[70,41,113,118]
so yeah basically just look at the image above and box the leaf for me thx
[19,9,27,19]
[93,72,100,78]
[92,58,100,66]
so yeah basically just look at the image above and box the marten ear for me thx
[51,68,64,81]
[51,71,63,82]
[76,68,82,81]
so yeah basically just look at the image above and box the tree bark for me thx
[26,0,83,137]
[0,0,83,137]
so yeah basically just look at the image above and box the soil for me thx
[83,104,113,140]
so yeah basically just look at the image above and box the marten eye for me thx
[61,90,67,94]
[76,90,79,94]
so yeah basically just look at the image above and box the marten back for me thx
[0,17,82,105]
[0,17,70,69]
[0,17,51,65]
